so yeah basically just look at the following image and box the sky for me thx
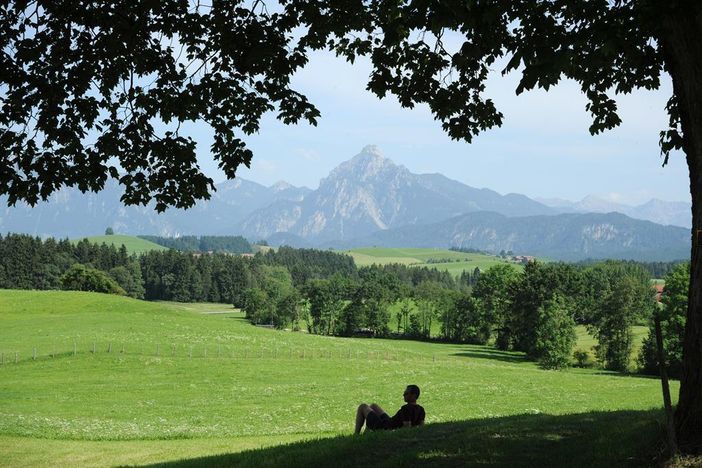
[189,49,690,206]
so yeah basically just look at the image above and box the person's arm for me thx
[402,421,412,428]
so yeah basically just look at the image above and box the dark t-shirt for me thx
[387,403,425,429]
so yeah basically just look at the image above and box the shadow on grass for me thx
[451,347,529,364]
[142,409,666,468]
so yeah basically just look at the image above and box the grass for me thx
[575,325,649,351]
[346,247,520,276]
[72,234,168,255]
[0,289,676,466]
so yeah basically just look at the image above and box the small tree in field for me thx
[105,227,114,235]
[534,295,576,370]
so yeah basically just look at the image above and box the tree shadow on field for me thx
[451,347,529,364]
[142,409,667,468]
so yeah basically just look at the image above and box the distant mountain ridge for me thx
[332,211,689,262]
[537,195,691,228]
[0,178,311,238]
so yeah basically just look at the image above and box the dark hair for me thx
[406,384,420,398]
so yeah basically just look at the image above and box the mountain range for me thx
[536,195,691,229]
[0,145,691,261]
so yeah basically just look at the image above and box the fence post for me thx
[108,343,112,354]
[156,344,160,356]
[189,347,193,359]
[92,342,96,354]
[218,345,221,358]
[33,348,37,360]
[204,347,207,358]
[15,352,18,364]
[73,341,76,356]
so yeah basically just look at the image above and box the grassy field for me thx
[346,247,520,276]
[72,235,168,255]
[0,289,675,466]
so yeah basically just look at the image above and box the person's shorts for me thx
[366,411,390,431]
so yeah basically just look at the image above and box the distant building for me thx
[512,255,536,265]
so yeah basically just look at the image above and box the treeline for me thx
[0,234,144,297]
[138,235,253,254]
[574,258,685,279]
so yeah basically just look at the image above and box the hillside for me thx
[0,290,675,466]
[72,234,168,255]
[347,247,519,274]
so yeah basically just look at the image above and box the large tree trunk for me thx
[661,6,702,454]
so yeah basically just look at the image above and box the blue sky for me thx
[191,50,689,205]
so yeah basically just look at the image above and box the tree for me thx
[509,262,580,357]
[472,264,519,349]
[413,281,443,339]
[105,227,114,236]
[534,294,576,370]
[4,0,702,450]
[589,274,654,372]
[108,262,145,299]
[640,263,690,379]
[449,293,492,345]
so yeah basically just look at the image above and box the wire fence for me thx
[0,341,441,366]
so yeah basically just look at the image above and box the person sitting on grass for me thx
[354,384,425,434]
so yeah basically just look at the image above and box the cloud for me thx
[293,148,321,161]
[252,159,278,173]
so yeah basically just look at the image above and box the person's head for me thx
[403,384,420,403]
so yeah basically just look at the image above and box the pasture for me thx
[346,247,520,275]
[0,289,674,466]
[72,235,168,255]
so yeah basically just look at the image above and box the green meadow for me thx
[72,235,168,255]
[0,289,675,466]
[346,247,520,275]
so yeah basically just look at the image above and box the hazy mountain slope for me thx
[538,195,691,228]
[0,178,310,238]
[334,211,689,261]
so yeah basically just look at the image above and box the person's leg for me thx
[355,403,372,434]
[370,403,386,416]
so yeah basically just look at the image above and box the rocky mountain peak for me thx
[326,145,405,184]
[270,180,294,192]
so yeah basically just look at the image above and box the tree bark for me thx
[661,6,702,454]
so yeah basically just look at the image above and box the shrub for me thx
[573,349,596,368]
[61,264,125,295]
